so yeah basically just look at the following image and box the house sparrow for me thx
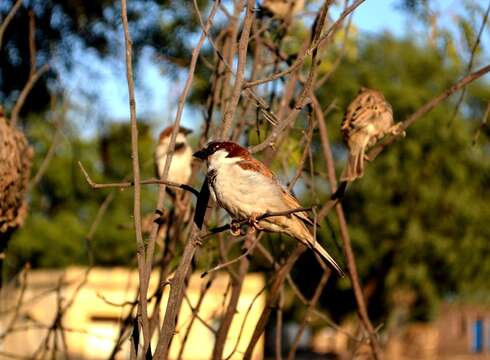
[193,141,344,275]
[340,87,404,182]
[155,125,193,184]
[261,0,305,18]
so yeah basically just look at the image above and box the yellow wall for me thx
[0,267,265,359]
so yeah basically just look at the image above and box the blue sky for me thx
[62,0,489,137]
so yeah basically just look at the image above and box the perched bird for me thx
[261,0,305,18]
[340,87,404,182]
[193,141,344,275]
[155,125,193,184]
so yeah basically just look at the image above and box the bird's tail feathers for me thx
[340,146,365,182]
[309,240,345,277]
[300,230,344,276]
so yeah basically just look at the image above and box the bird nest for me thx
[0,108,33,237]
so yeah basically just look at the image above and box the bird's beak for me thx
[193,148,208,160]
[180,126,193,135]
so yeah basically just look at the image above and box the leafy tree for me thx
[3,2,489,328]
[0,0,210,114]
[7,119,158,270]
[303,34,490,322]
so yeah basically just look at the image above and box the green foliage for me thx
[313,34,490,320]
[7,118,158,272]
[4,22,489,326]
[0,0,211,114]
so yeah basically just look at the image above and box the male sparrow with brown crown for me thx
[193,141,344,276]
[155,125,193,185]
[340,87,404,182]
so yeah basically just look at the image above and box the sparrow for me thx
[340,87,404,182]
[261,0,305,18]
[193,141,344,276]
[155,125,193,185]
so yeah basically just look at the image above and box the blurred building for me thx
[0,267,265,359]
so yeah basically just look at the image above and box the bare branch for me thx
[142,7,221,355]
[9,8,49,128]
[249,0,333,153]
[31,97,65,186]
[243,245,306,359]
[243,0,365,89]
[211,233,254,359]
[0,264,30,339]
[201,207,313,240]
[202,234,260,278]
[287,269,331,360]
[28,10,36,76]
[220,0,255,139]
[447,0,490,125]
[313,94,382,359]
[0,0,23,49]
[10,64,49,127]
[120,0,149,353]
[367,63,490,161]
[177,275,217,359]
[473,101,490,145]
[77,161,200,197]
[153,180,210,358]
[275,288,284,360]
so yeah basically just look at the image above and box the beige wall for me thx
[0,267,265,359]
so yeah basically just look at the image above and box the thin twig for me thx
[447,0,490,125]
[315,0,354,89]
[255,243,359,341]
[211,232,254,359]
[249,0,332,154]
[473,101,490,145]
[224,281,272,360]
[145,6,221,356]
[10,64,49,127]
[31,97,66,186]
[243,0,365,89]
[120,0,149,353]
[78,161,200,197]
[367,63,490,161]
[0,0,23,49]
[0,265,30,339]
[218,0,243,139]
[176,275,216,359]
[287,269,331,360]
[153,180,210,358]
[10,8,49,128]
[243,245,306,359]
[183,293,217,334]
[202,235,259,278]
[313,94,382,359]
[201,207,313,240]
[275,288,284,360]
[221,0,255,139]
[28,10,36,76]
[287,108,315,190]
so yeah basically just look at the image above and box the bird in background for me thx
[155,125,193,185]
[193,141,344,276]
[145,125,193,245]
[261,0,305,18]
[340,87,404,182]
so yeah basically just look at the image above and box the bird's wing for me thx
[280,189,315,226]
[237,157,276,179]
[237,156,315,226]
